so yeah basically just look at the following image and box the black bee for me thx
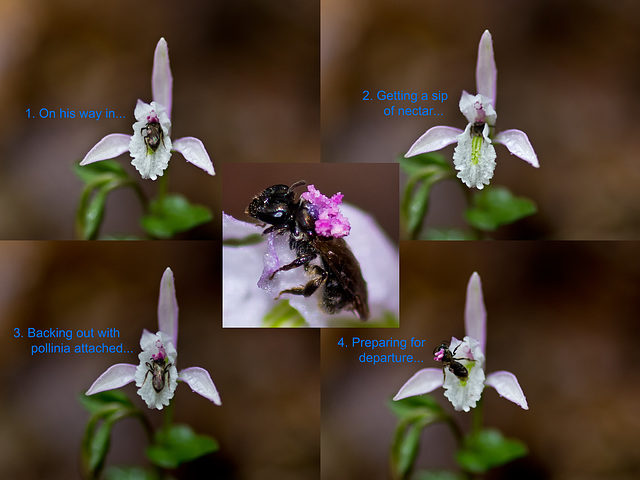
[141,121,165,152]
[246,180,369,320]
[471,121,485,137]
[433,340,473,381]
[143,358,172,393]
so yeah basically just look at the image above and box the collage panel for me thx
[222,162,399,327]
[1,0,318,239]
[322,241,640,479]
[322,1,640,240]
[1,242,319,479]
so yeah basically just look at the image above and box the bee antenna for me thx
[289,180,307,193]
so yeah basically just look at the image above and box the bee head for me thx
[246,183,306,226]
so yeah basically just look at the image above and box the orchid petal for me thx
[222,212,262,239]
[485,371,528,410]
[173,137,215,176]
[178,367,222,406]
[459,91,496,126]
[476,30,497,107]
[464,272,486,353]
[139,329,161,351]
[152,38,173,119]
[405,126,463,157]
[80,134,131,165]
[158,267,178,346]
[494,129,539,168]
[86,363,137,395]
[393,368,444,401]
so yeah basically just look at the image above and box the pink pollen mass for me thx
[300,184,351,238]
[434,349,445,362]
[152,344,167,361]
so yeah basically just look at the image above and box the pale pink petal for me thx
[86,363,137,395]
[476,30,497,107]
[465,272,486,354]
[485,371,528,410]
[152,38,173,119]
[405,126,463,157]
[173,137,215,176]
[178,367,221,405]
[80,134,131,165]
[158,268,178,345]
[494,129,539,168]
[393,368,444,401]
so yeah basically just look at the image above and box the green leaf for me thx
[402,180,431,240]
[389,396,448,480]
[141,194,212,239]
[105,466,162,480]
[413,470,467,480]
[78,184,110,240]
[465,186,537,232]
[79,392,140,478]
[424,228,477,241]
[388,395,444,422]
[73,159,129,184]
[456,428,528,474]
[85,417,113,476]
[399,154,455,239]
[222,233,264,247]
[390,419,423,480]
[146,424,219,469]
[262,300,308,327]
[81,409,137,479]
[74,160,138,240]
[78,391,135,415]
[398,152,451,176]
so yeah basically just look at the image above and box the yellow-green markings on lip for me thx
[471,134,483,165]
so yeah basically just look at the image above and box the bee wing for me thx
[314,237,369,319]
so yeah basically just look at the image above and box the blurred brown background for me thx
[0,242,319,479]
[322,241,640,479]
[0,0,319,239]
[322,0,640,239]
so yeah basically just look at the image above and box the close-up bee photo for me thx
[222,163,399,327]
[246,180,370,320]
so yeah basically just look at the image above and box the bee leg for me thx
[269,253,317,279]
[276,266,327,298]
[143,368,152,386]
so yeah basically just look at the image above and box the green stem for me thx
[130,180,149,213]
[157,167,169,205]
[445,414,464,447]
[134,409,155,443]
[471,396,484,435]
[162,400,174,432]
[459,182,485,239]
